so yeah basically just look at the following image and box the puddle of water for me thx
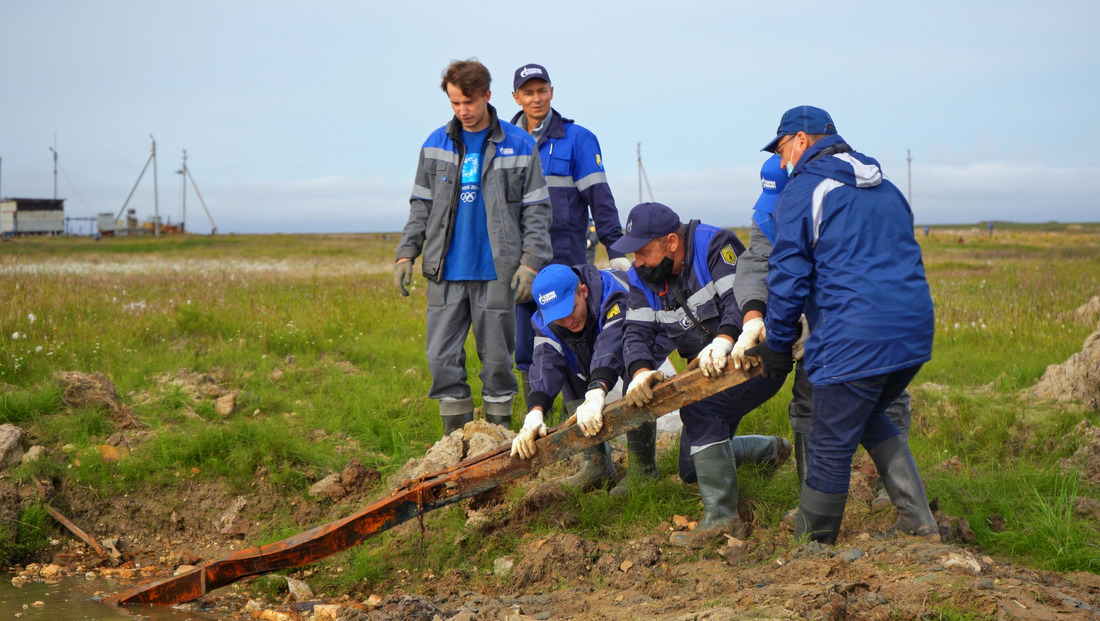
[0,576,223,620]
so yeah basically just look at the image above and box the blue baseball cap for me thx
[752,154,788,214]
[610,202,682,254]
[532,264,579,323]
[762,105,837,152]
[513,63,551,92]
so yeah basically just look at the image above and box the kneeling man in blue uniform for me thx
[749,105,939,544]
[616,202,786,547]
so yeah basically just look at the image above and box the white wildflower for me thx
[11,332,19,340]
[28,313,36,324]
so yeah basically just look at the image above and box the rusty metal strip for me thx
[106,364,760,606]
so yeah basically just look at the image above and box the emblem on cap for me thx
[537,290,558,305]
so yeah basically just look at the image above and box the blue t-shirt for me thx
[443,127,497,281]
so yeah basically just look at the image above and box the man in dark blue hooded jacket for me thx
[748,106,939,545]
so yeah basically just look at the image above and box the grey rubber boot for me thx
[794,484,848,545]
[484,398,513,431]
[610,421,660,496]
[730,435,793,477]
[440,397,475,437]
[867,435,939,539]
[871,431,908,513]
[669,441,745,548]
[782,431,812,528]
[556,441,616,491]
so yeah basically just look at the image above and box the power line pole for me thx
[151,134,159,237]
[50,147,58,200]
[177,150,187,232]
[906,149,913,207]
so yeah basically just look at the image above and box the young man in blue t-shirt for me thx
[394,59,553,437]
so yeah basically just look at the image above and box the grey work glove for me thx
[511,265,537,303]
[393,259,413,297]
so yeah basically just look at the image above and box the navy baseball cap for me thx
[762,105,837,152]
[610,202,682,254]
[532,264,579,323]
[752,154,788,214]
[513,63,551,92]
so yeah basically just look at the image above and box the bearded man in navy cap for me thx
[747,105,938,545]
[616,202,786,547]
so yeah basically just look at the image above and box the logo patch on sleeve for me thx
[595,154,602,169]
[720,244,738,266]
[605,304,620,320]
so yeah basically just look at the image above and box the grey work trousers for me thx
[426,278,518,404]
[788,362,911,437]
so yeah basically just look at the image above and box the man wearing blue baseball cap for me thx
[510,263,650,492]
[615,202,787,547]
[732,153,917,526]
[509,63,632,417]
[746,105,938,545]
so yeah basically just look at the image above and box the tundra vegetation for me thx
[0,224,1097,612]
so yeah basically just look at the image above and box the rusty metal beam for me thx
[106,364,760,606]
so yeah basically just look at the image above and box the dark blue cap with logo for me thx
[762,105,837,152]
[610,202,682,254]
[752,154,788,215]
[532,264,579,323]
[513,63,551,92]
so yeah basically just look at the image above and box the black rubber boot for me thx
[782,431,812,528]
[868,435,939,539]
[519,370,533,412]
[794,484,848,545]
[440,397,475,438]
[484,399,513,431]
[610,421,660,496]
[557,441,616,491]
[441,412,473,436]
[669,442,745,547]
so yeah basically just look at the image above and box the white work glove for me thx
[575,388,606,436]
[510,409,547,459]
[625,369,665,407]
[731,317,766,370]
[608,257,633,272]
[792,314,810,361]
[510,265,537,303]
[697,337,735,378]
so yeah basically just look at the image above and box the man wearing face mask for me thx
[746,105,938,545]
[513,263,789,496]
[617,202,786,547]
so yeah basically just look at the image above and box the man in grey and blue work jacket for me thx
[617,202,786,548]
[509,63,632,410]
[731,153,915,523]
[394,59,553,438]
[747,105,939,545]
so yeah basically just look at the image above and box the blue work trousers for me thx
[514,300,538,373]
[679,374,785,453]
[806,364,923,494]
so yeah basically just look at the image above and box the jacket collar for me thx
[508,108,570,146]
[446,103,504,145]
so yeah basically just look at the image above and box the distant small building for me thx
[1,198,65,236]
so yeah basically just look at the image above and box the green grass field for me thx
[0,224,1098,583]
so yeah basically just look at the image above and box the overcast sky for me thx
[2,1,1097,235]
